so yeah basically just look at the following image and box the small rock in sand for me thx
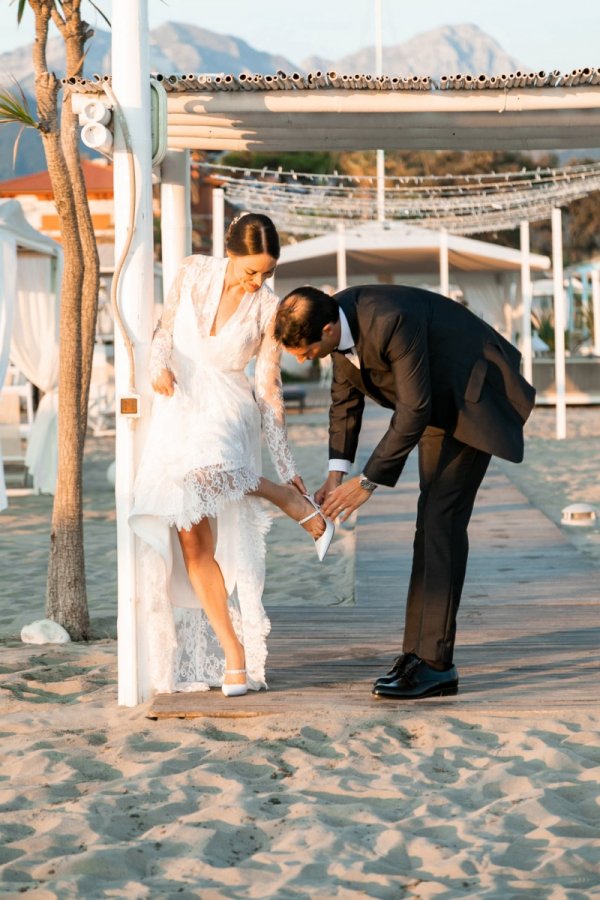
[20,619,71,645]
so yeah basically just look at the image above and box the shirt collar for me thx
[337,309,355,352]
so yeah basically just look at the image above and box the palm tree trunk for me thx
[29,1,90,639]
[62,114,100,439]
[61,14,100,433]
[42,124,90,640]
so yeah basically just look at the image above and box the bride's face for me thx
[228,252,278,293]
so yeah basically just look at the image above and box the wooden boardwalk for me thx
[149,406,600,719]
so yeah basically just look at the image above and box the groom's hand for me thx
[321,476,373,523]
[315,471,343,505]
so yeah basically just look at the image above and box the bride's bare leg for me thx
[250,478,326,538]
[177,519,245,686]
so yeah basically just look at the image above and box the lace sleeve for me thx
[254,302,298,483]
[148,257,192,383]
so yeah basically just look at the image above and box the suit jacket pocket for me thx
[464,358,488,403]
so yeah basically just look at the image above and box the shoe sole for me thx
[373,683,459,699]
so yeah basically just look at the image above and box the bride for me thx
[129,213,333,698]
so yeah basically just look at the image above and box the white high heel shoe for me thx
[221,668,248,698]
[299,494,335,562]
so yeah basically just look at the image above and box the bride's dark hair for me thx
[225,213,280,260]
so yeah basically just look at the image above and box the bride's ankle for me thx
[223,664,246,685]
[224,644,245,675]
[298,497,326,537]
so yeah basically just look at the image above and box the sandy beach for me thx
[1,398,599,897]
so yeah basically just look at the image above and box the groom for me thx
[274,284,535,699]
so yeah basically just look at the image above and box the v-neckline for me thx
[208,258,249,338]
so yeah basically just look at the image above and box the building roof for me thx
[0,160,114,197]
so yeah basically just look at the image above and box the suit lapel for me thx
[336,292,396,409]
[334,295,390,404]
[337,294,360,347]
[333,350,366,392]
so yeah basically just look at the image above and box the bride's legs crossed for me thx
[250,478,326,538]
[177,519,245,686]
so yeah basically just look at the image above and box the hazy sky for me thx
[1,0,598,73]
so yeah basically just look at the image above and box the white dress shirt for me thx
[329,309,359,475]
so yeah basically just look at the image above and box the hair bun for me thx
[224,212,280,260]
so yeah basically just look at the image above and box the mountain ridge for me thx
[0,21,530,179]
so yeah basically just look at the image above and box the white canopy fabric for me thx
[277,221,550,277]
[275,221,550,340]
[0,200,61,497]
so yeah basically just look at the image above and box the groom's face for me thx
[284,321,339,364]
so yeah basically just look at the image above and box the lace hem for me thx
[137,540,178,695]
[168,465,261,531]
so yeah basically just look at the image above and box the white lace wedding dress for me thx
[129,254,297,694]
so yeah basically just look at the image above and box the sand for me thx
[1,398,599,897]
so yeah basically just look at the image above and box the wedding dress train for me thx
[129,255,297,694]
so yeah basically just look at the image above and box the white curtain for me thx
[10,254,61,494]
[0,232,17,511]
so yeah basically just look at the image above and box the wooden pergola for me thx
[84,1,600,705]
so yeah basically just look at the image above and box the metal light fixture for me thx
[561,502,598,526]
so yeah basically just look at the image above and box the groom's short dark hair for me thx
[275,286,340,347]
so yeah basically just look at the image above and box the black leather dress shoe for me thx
[372,656,459,699]
[374,652,418,686]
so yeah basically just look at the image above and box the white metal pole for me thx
[439,229,449,297]
[112,0,154,705]
[160,149,192,295]
[376,152,385,223]
[552,207,567,439]
[591,268,600,355]
[212,188,225,257]
[520,220,533,383]
[337,222,347,291]
[375,0,385,223]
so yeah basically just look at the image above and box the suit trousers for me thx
[402,427,491,667]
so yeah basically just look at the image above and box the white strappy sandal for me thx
[299,494,335,562]
[221,668,248,697]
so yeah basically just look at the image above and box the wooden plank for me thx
[147,405,600,719]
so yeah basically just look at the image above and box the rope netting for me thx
[196,160,600,234]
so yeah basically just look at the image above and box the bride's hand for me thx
[152,368,176,396]
[288,474,307,495]
[315,472,343,505]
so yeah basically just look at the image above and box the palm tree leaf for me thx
[0,83,38,129]
[12,124,27,169]
[87,1,111,28]
[15,0,28,25]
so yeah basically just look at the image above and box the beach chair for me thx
[1,379,34,436]
[283,386,306,413]
[0,391,29,487]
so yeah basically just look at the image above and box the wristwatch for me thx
[359,473,378,492]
